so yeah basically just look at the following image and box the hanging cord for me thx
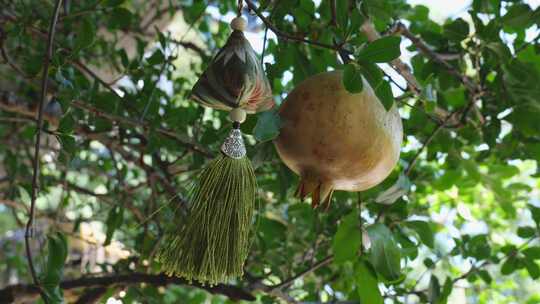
[254,1,279,66]
[237,0,244,17]
[261,26,268,66]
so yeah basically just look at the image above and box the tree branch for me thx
[63,181,145,222]
[71,100,213,158]
[25,1,63,302]
[74,287,108,304]
[393,22,478,93]
[361,20,482,129]
[0,273,256,303]
[0,91,60,124]
[170,39,208,59]
[404,111,456,176]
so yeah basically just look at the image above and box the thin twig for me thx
[169,39,208,59]
[25,0,63,302]
[269,255,334,290]
[261,26,269,65]
[329,0,337,27]
[244,0,340,51]
[404,112,455,176]
[139,55,171,122]
[71,100,212,158]
[0,41,33,79]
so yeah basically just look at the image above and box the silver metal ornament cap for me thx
[221,129,246,159]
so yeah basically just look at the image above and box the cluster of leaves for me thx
[0,0,540,303]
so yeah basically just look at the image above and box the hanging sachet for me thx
[157,11,274,285]
[191,21,274,112]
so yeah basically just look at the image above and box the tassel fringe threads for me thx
[157,154,256,285]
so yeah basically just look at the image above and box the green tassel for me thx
[157,153,256,285]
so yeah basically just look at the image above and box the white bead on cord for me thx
[229,108,247,123]
[230,16,247,31]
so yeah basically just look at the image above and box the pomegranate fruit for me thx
[274,70,403,208]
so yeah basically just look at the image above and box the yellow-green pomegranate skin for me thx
[274,71,403,207]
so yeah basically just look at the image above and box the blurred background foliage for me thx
[0,0,540,303]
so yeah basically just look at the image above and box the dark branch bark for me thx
[404,112,456,176]
[26,1,63,302]
[170,39,208,59]
[0,90,60,124]
[74,287,108,304]
[0,273,256,303]
[393,22,478,93]
[269,255,333,290]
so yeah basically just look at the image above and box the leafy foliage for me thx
[40,232,68,303]
[0,0,540,303]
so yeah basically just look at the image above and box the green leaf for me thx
[517,226,536,238]
[440,278,453,302]
[366,223,401,281]
[523,247,540,260]
[376,80,394,111]
[109,8,133,29]
[443,18,469,41]
[485,42,512,60]
[363,0,395,24]
[22,53,43,77]
[294,8,312,30]
[424,258,435,268]
[472,0,499,14]
[333,212,361,263]
[336,0,350,30]
[478,270,492,284]
[253,109,281,142]
[428,275,441,304]
[357,36,401,63]
[443,86,466,107]
[40,232,68,304]
[355,262,383,304]
[18,186,31,205]
[343,64,364,93]
[258,217,287,248]
[58,114,75,134]
[501,256,518,275]
[104,0,125,6]
[375,174,411,205]
[105,206,124,246]
[525,260,540,279]
[358,61,383,89]
[502,4,533,28]
[405,220,434,248]
[147,50,166,65]
[74,18,95,51]
[406,5,429,22]
[57,133,76,155]
[529,204,540,224]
